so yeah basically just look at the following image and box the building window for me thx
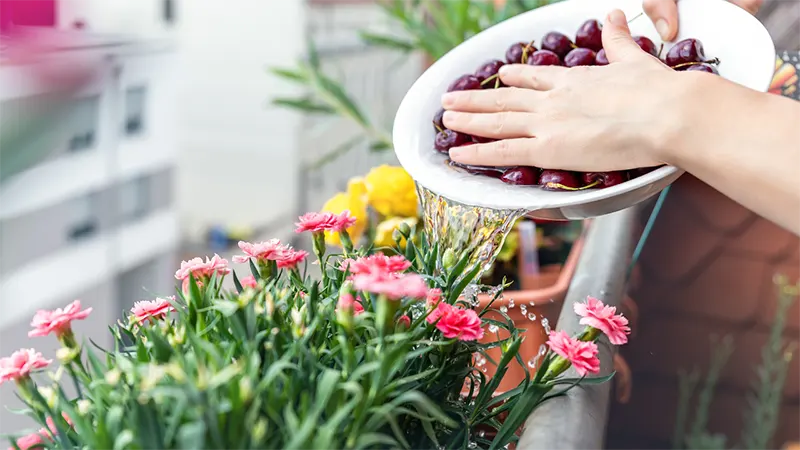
[119,176,150,222]
[124,86,147,136]
[67,194,98,241]
[67,95,100,152]
[163,0,175,24]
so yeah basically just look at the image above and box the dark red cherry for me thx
[629,166,660,178]
[527,50,561,66]
[505,42,537,64]
[633,36,658,56]
[448,74,482,92]
[475,60,505,80]
[575,19,603,51]
[434,130,471,153]
[433,109,445,132]
[595,48,609,65]
[471,135,496,144]
[683,63,719,74]
[448,160,505,179]
[541,32,573,59]
[564,48,596,67]
[540,170,583,191]
[665,38,708,67]
[500,166,539,185]
[582,171,628,188]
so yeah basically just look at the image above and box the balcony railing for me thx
[517,205,640,449]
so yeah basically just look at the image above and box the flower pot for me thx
[477,232,585,393]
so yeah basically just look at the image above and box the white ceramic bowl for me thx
[393,0,775,220]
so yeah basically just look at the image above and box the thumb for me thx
[601,9,645,63]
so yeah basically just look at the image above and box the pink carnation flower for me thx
[295,211,357,233]
[232,239,283,264]
[175,254,231,280]
[426,288,443,306]
[41,413,74,438]
[426,302,484,341]
[0,349,51,384]
[546,330,600,377]
[352,271,428,300]
[131,297,175,324]
[340,254,411,276]
[241,275,258,289]
[12,432,46,450]
[29,300,92,338]
[574,296,631,345]
[336,293,364,316]
[276,248,308,269]
[397,315,411,328]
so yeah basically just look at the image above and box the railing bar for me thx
[517,206,640,450]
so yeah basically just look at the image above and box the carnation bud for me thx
[398,221,412,237]
[56,347,79,364]
[442,248,457,270]
[396,315,411,331]
[105,369,121,386]
[252,418,268,443]
[37,386,57,408]
[239,378,253,403]
[77,399,91,416]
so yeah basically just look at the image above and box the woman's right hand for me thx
[644,0,764,41]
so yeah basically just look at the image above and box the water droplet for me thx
[541,318,551,334]
[549,298,554,303]
[508,299,515,308]
[482,367,487,372]
[527,359,536,368]
[468,442,478,449]
[527,313,536,321]
[538,344,547,355]
[520,306,527,315]
[500,306,508,314]
[529,301,536,307]
[478,431,486,438]
[488,324,499,333]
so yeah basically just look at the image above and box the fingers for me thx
[643,0,679,41]
[498,64,566,90]
[602,10,648,63]
[731,0,763,15]
[442,111,537,139]
[441,87,540,113]
[448,138,540,167]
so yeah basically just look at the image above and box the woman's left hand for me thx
[441,9,704,172]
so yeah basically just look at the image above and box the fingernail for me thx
[607,9,627,27]
[655,19,669,40]
[441,92,455,107]
[499,65,512,75]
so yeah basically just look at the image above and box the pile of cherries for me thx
[433,18,720,191]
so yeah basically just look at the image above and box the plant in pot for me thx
[2,208,632,450]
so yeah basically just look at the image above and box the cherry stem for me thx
[494,77,500,89]
[657,43,664,59]
[522,40,535,64]
[546,180,602,191]
[434,122,443,133]
[480,74,499,86]
[670,58,720,70]
[627,11,644,24]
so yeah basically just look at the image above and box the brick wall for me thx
[607,175,800,448]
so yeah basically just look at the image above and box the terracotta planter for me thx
[478,232,585,393]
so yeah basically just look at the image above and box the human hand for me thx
[441,10,705,172]
[644,0,763,41]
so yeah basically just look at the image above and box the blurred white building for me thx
[0,25,178,440]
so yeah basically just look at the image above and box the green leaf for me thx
[270,67,309,83]
[211,299,240,317]
[272,97,336,114]
[547,371,616,387]
[176,421,206,450]
[354,432,399,449]
[358,31,415,52]
[113,430,135,450]
[489,384,550,450]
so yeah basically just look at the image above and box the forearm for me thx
[665,73,800,235]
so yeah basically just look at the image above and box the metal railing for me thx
[518,206,639,449]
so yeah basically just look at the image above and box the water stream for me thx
[418,184,525,284]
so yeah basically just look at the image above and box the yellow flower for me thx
[364,165,419,218]
[321,178,368,247]
[374,216,418,249]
